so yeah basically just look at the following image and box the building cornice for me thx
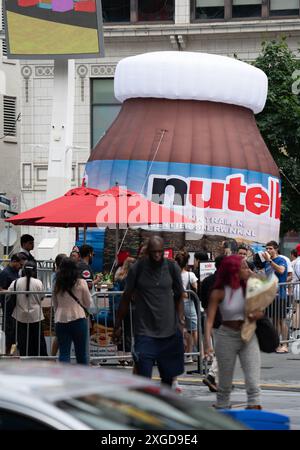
[103,19,300,39]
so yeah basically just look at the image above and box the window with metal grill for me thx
[3,96,17,138]
[192,0,300,19]
[1,4,7,57]
[1,6,5,31]
[2,38,7,57]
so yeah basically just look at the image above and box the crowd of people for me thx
[111,237,300,408]
[1,233,300,410]
[0,235,100,363]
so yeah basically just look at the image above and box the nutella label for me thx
[148,174,280,219]
[85,159,281,243]
[146,173,280,241]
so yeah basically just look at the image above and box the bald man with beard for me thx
[113,236,185,387]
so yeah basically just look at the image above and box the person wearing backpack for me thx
[52,258,91,364]
[112,236,185,387]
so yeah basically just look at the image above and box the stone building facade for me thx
[0,0,21,256]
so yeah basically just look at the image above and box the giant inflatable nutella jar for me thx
[85,52,280,243]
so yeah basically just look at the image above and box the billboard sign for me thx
[3,0,104,59]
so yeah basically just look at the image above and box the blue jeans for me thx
[55,318,88,365]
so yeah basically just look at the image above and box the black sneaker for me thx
[203,375,218,393]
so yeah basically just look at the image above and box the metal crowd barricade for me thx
[265,281,300,345]
[0,259,55,291]
[0,289,54,359]
[184,289,204,375]
[2,280,300,362]
[0,285,205,374]
[36,260,55,292]
[89,290,133,364]
[89,289,204,374]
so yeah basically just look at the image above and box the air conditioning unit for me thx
[36,238,59,261]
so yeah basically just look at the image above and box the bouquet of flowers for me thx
[96,272,113,289]
[241,273,278,343]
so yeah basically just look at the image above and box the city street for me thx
[175,351,300,430]
[109,351,300,430]
[179,385,300,430]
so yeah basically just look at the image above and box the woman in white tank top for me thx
[204,255,264,410]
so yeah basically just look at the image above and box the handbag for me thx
[255,316,280,353]
[67,289,95,331]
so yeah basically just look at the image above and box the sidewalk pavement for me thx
[178,384,300,430]
[100,351,300,389]
[109,351,300,389]
[107,352,300,430]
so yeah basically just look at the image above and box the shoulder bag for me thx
[255,316,280,353]
[67,289,94,331]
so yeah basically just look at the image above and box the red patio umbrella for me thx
[34,186,193,228]
[20,185,194,259]
[6,187,103,227]
[6,185,194,258]
[5,186,103,242]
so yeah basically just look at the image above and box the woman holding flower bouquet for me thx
[204,255,264,410]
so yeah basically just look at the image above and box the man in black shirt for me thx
[0,254,23,291]
[77,244,101,290]
[78,244,95,291]
[19,234,36,264]
[113,236,185,386]
[0,254,23,354]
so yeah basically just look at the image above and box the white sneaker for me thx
[185,356,193,364]
[172,381,183,394]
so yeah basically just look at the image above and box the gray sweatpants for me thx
[214,325,261,409]
[208,329,218,382]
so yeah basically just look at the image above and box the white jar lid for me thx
[114,51,268,114]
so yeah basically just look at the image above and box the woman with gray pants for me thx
[204,255,264,410]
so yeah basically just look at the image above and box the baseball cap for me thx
[117,250,130,265]
[296,244,300,256]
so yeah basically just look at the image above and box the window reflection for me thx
[232,0,262,19]
[193,0,299,20]
[138,0,174,22]
[195,0,225,20]
[270,0,299,16]
[55,387,237,430]
[92,79,121,148]
[102,0,130,23]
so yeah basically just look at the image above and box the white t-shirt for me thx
[281,255,293,273]
[292,257,300,300]
[9,277,44,323]
[292,258,300,282]
[181,270,198,290]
